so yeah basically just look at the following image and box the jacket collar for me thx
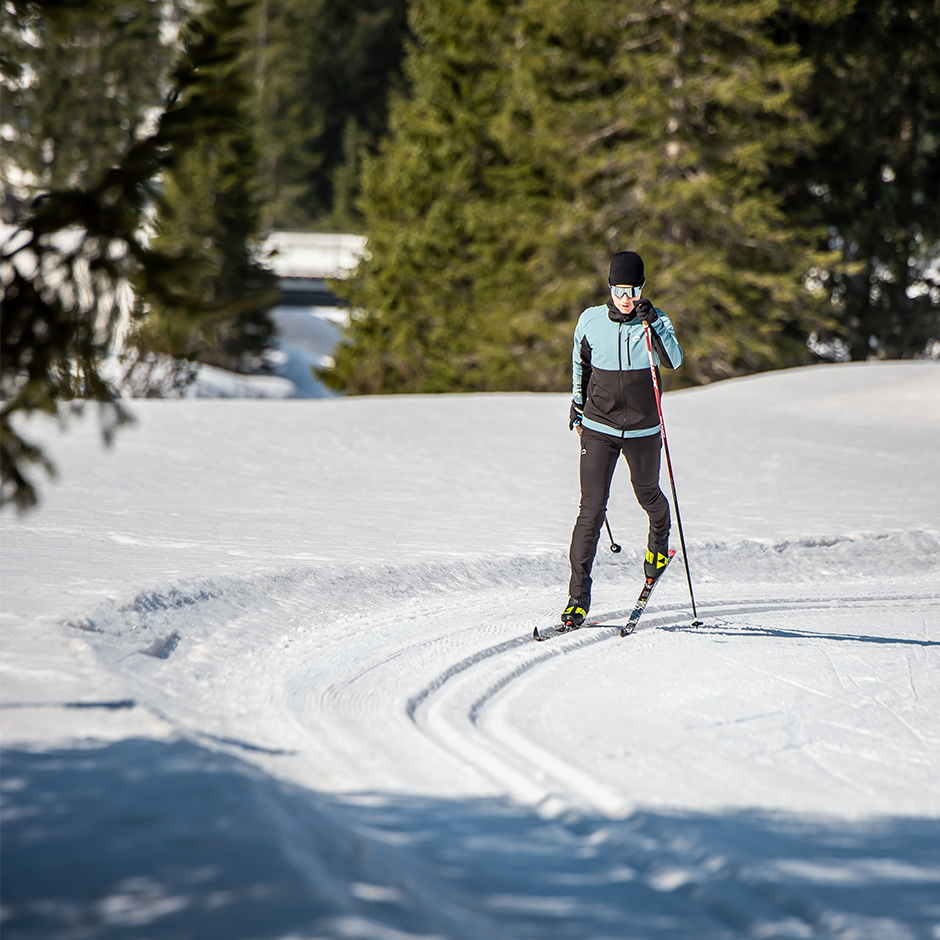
[606,297,637,323]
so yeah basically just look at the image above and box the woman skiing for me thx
[563,250,683,628]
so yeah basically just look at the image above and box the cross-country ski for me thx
[620,548,676,636]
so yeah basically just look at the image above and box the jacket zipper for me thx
[618,322,627,434]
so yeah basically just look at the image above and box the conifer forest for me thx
[2,0,939,505]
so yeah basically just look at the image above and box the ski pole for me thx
[640,319,702,626]
[604,516,622,553]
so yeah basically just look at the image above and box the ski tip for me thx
[533,626,542,641]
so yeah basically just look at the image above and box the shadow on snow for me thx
[2,738,938,939]
[662,622,940,647]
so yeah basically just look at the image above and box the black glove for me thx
[634,298,657,324]
[569,400,584,430]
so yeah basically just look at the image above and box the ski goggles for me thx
[610,283,643,299]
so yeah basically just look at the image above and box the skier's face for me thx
[611,285,640,316]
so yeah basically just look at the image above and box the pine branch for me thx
[1,0,269,510]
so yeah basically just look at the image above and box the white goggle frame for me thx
[610,283,643,299]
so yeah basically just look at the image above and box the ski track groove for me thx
[402,592,940,817]
[906,649,920,702]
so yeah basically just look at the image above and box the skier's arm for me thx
[635,300,683,370]
[571,338,591,408]
[572,327,582,404]
[572,323,593,402]
[650,313,683,369]
[571,320,591,433]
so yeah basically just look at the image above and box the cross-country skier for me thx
[562,250,684,628]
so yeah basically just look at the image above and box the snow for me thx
[2,360,939,939]
[185,362,297,399]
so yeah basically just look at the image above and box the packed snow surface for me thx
[2,361,939,939]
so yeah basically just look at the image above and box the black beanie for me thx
[609,251,645,287]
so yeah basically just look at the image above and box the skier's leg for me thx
[568,428,619,607]
[622,434,671,575]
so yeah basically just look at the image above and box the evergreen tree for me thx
[253,0,410,231]
[507,0,845,388]
[253,0,326,230]
[322,0,541,394]
[127,127,279,379]
[132,13,279,377]
[777,0,940,361]
[323,0,841,394]
[1,0,273,509]
[1,0,182,204]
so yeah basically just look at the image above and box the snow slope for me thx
[2,361,939,939]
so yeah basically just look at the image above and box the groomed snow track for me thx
[27,534,935,937]
[408,590,940,820]
[66,533,940,815]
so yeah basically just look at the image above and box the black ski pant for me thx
[568,426,670,603]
